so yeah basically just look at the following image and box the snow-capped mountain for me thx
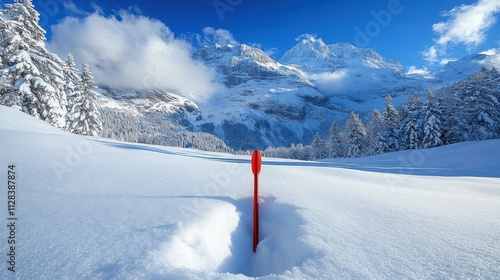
[191,43,336,149]
[278,37,416,106]
[95,38,498,151]
[437,53,500,83]
[280,37,403,74]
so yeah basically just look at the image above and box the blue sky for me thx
[34,0,500,69]
[27,0,500,97]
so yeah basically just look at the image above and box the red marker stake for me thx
[251,150,262,253]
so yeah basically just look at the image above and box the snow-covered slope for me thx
[1,105,499,279]
[0,105,67,134]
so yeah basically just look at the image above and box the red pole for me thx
[253,172,258,252]
[251,151,261,253]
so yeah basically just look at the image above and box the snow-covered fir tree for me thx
[327,122,342,158]
[63,53,81,98]
[463,67,499,140]
[438,67,500,142]
[310,132,327,160]
[0,0,67,128]
[438,91,465,145]
[383,95,400,152]
[366,109,388,156]
[345,112,366,158]
[66,61,101,136]
[401,93,422,150]
[422,90,443,148]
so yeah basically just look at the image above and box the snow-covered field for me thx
[1,105,499,279]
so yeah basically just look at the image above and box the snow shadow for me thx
[91,139,176,156]
[217,196,314,277]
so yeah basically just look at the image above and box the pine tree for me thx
[422,90,443,148]
[310,132,327,160]
[66,61,102,136]
[366,109,388,156]
[401,93,422,149]
[438,91,465,144]
[327,122,342,158]
[345,112,366,158]
[383,95,400,152]
[0,0,67,128]
[64,53,81,96]
[64,53,81,129]
[465,68,499,140]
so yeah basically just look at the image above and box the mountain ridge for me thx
[94,37,498,151]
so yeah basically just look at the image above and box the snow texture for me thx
[1,105,499,279]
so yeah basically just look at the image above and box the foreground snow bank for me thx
[150,201,240,271]
[1,105,499,279]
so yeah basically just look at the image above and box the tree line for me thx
[263,67,500,160]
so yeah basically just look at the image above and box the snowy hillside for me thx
[1,105,499,279]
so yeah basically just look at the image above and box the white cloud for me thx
[198,27,238,46]
[433,0,500,48]
[295,33,318,42]
[406,66,435,79]
[309,70,376,94]
[309,70,348,94]
[264,47,278,57]
[424,0,500,63]
[480,51,500,68]
[48,11,222,103]
[310,69,389,95]
[480,48,498,55]
[310,70,348,84]
[90,3,104,15]
[439,58,457,66]
[422,45,439,63]
[63,1,87,16]
[490,55,500,67]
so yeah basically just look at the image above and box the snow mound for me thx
[0,105,66,134]
[219,197,314,277]
[150,201,239,271]
[148,197,314,278]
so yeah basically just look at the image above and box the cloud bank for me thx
[48,11,221,103]
[198,27,238,46]
[310,70,383,95]
[406,66,434,79]
[424,0,500,63]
